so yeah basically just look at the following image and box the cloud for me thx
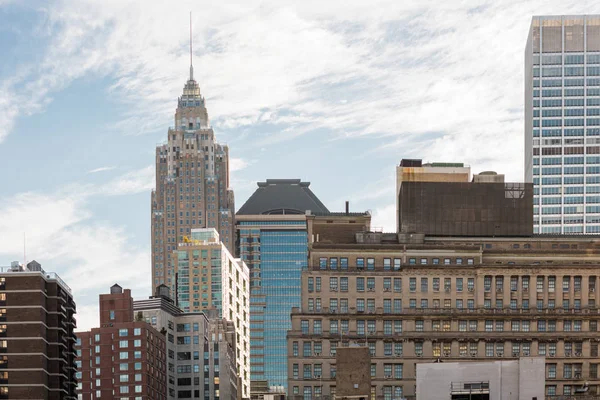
[0,165,156,331]
[100,165,154,196]
[230,158,250,172]
[0,0,593,182]
[88,166,116,174]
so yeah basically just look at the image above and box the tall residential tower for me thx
[151,49,235,289]
[525,15,600,234]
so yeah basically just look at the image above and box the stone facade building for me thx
[151,56,235,291]
[288,232,600,399]
[0,261,77,399]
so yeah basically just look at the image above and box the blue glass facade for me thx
[240,224,307,389]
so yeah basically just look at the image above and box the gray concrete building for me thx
[133,287,240,400]
[416,357,545,400]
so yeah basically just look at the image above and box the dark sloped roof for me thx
[237,179,330,215]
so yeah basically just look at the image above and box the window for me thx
[329,278,338,291]
[484,276,492,291]
[367,258,375,270]
[301,320,309,334]
[119,340,128,348]
[563,276,571,292]
[119,352,128,360]
[456,278,463,292]
[393,278,402,292]
[548,364,556,379]
[409,278,416,292]
[119,328,128,337]
[340,277,348,292]
[416,320,424,332]
[433,278,440,292]
[110,310,115,320]
[420,278,428,292]
[356,278,364,292]
[467,278,474,292]
[134,328,141,336]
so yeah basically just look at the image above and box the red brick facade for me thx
[76,285,167,400]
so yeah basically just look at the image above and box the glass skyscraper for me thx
[236,179,330,391]
[525,15,600,234]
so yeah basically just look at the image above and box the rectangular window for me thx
[393,278,402,292]
[409,278,416,292]
[356,278,364,292]
[456,278,463,292]
[484,276,492,291]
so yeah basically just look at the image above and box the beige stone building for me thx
[288,232,600,399]
[151,59,235,291]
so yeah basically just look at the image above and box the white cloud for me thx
[100,165,154,196]
[230,158,249,172]
[0,0,590,183]
[88,166,116,174]
[0,166,155,331]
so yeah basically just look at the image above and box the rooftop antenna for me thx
[189,11,194,81]
[23,232,26,267]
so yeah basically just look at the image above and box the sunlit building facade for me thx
[171,228,250,397]
[151,57,235,290]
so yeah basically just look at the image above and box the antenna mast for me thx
[189,11,194,81]
[23,232,26,267]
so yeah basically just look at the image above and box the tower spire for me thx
[189,11,194,81]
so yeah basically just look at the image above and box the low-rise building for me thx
[416,357,545,400]
[75,284,167,400]
[133,285,241,400]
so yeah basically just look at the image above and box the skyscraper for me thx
[151,42,235,289]
[235,179,370,393]
[525,15,600,234]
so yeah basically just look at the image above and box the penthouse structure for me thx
[0,261,77,399]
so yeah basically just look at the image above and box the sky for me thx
[1,0,600,331]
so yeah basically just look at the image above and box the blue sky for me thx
[1,0,600,330]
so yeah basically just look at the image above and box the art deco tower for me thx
[151,39,235,290]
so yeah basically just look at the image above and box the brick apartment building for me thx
[76,284,167,399]
[0,260,77,399]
